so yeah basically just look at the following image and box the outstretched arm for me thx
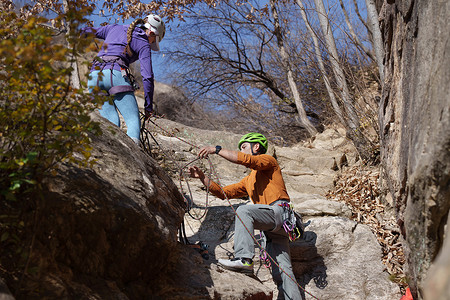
[197,146,239,164]
[188,166,212,188]
[188,166,247,200]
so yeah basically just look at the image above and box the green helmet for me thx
[238,132,268,153]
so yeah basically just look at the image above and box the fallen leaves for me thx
[326,165,407,289]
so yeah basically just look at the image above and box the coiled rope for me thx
[140,116,319,300]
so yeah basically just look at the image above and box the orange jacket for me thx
[208,152,290,205]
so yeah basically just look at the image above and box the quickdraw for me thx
[279,202,309,242]
[93,55,138,95]
[259,250,271,268]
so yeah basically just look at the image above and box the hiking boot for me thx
[218,258,253,274]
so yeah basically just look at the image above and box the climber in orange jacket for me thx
[189,132,301,300]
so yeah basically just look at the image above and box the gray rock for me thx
[378,0,450,297]
[423,221,450,300]
[310,127,347,151]
[275,145,347,195]
[0,278,14,300]
[291,217,400,300]
[31,112,187,298]
[293,198,352,218]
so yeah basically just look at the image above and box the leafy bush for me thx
[0,11,103,201]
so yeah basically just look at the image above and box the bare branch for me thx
[338,0,375,61]
[352,0,371,35]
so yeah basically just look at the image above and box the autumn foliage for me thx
[0,11,104,201]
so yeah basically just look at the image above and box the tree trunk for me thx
[313,0,370,160]
[63,0,81,89]
[365,0,384,81]
[296,0,345,126]
[270,0,317,136]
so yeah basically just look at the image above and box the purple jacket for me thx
[82,24,154,112]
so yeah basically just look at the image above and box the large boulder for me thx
[377,0,450,298]
[275,144,350,196]
[7,112,187,298]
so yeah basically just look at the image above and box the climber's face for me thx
[239,142,252,155]
[240,142,260,155]
[146,30,158,44]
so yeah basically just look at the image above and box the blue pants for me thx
[234,204,301,300]
[88,69,140,142]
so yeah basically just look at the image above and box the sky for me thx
[13,0,369,85]
[86,0,369,85]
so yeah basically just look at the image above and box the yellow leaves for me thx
[0,39,14,56]
[1,12,102,193]
[51,46,69,61]
[15,160,26,167]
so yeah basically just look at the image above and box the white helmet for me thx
[144,14,165,51]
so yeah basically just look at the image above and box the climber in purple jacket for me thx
[83,14,165,144]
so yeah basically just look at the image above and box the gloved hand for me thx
[144,110,153,120]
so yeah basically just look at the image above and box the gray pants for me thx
[234,203,301,300]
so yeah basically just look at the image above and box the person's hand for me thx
[188,166,204,179]
[144,110,153,120]
[197,146,216,159]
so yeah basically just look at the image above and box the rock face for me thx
[19,112,187,298]
[291,217,398,300]
[377,1,450,298]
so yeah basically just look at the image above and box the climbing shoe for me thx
[218,258,253,274]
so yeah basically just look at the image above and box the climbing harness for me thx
[278,201,310,242]
[139,117,319,300]
[92,55,139,95]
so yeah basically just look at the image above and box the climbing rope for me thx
[139,115,319,300]
[140,114,216,220]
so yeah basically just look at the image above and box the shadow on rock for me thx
[180,202,275,299]
[290,230,328,300]
[181,203,242,265]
